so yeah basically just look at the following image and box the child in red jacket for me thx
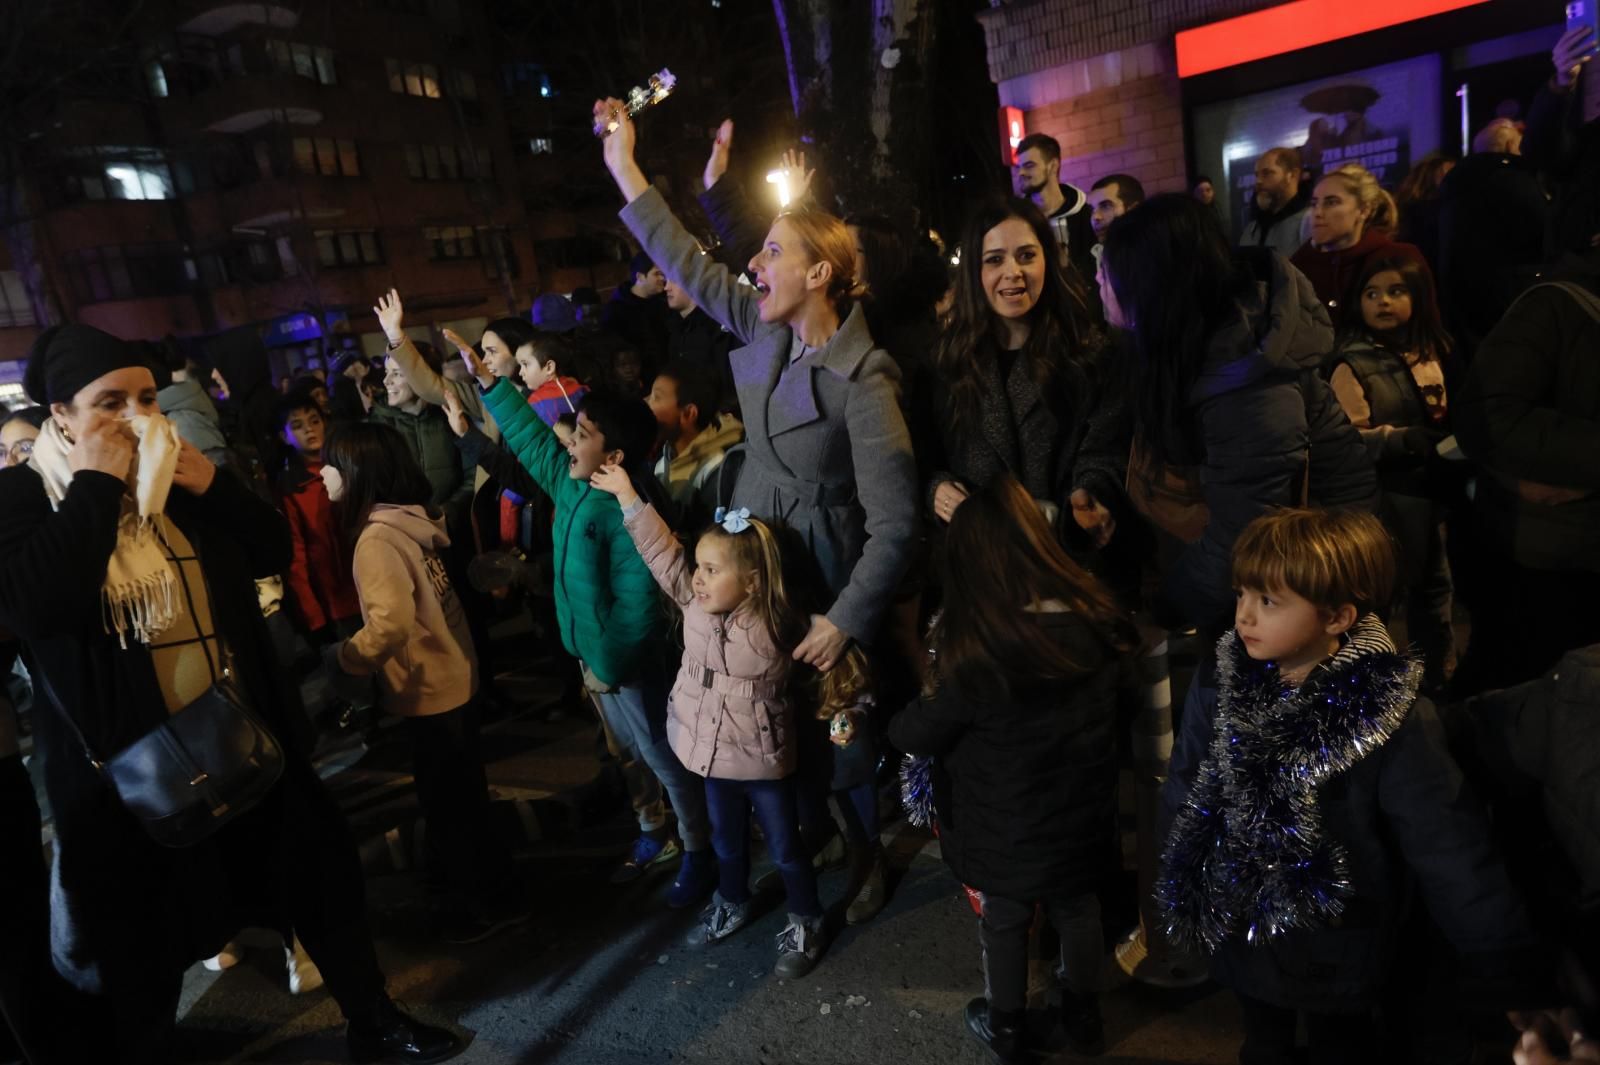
[274,392,360,642]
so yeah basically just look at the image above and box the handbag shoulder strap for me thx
[1504,281,1600,326]
[34,666,105,769]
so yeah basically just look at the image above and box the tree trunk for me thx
[771,0,938,227]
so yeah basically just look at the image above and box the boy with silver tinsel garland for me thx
[1158,508,1544,1064]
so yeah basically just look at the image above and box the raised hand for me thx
[703,118,733,191]
[778,148,815,204]
[441,391,470,438]
[1554,26,1596,89]
[595,97,650,203]
[458,343,494,390]
[588,463,639,508]
[440,327,474,358]
[373,288,404,344]
[67,414,136,481]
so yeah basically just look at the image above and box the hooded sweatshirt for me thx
[654,412,745,508]
[338,503,477,716]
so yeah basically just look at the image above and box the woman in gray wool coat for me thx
[593,97,918,671]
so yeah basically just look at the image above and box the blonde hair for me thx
[775,207,869,309]
[1472,117,1522,156]
[1231,508,1397,615]
[815,645,873,720]
[1319,163,1399,235]
[699,518,810,653]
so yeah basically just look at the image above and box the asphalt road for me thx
[170,701,1247,1065]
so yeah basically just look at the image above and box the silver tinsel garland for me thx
[1156,615,1422,953]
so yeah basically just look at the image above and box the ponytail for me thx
[1328,163,1400,235]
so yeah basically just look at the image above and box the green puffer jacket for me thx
[369,402,473,524]
[482,378,664,688]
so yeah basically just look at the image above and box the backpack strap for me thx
[1504,281,1600,325]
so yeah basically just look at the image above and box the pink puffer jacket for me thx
[623,504,795,780]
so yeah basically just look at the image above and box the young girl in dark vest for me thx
[1326,253,1455,692]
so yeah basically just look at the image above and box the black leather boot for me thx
[1060,988,1106,1056]
[964,996,1026,1064]
[346,997,464,1064]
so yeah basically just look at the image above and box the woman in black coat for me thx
[928,197,1125,547]
[0,325,459,1065]
[1098,195,1378,638]
[889,475,1137,1063]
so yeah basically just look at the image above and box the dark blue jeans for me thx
[704,776,821,918]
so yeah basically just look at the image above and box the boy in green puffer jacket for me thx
[474,358,715,909]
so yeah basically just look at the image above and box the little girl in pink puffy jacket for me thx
[590,463,830,980]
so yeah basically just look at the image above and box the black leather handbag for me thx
[41,648,285,849]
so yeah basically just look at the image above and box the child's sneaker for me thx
[684,892,751,946]
[285,937,324,995]
[609,835,680,885]
[844,845,888,924]
[202,941,242,972]
[772,913,827,978]
[665,849,717,909]
[964,997,1026,1064]
[1113,924,1209,989]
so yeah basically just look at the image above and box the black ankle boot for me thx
[346,997,464,1064]
[964,997,1026,1064]
[1060,988,1105,1056]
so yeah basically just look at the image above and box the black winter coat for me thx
[888,612,1124,900]
[1453,257,1600,573]
[1157,251,1378,634]
[926,343,1128,536]
[1162,623,1538,1011]
[1523,74,1600,259]
[0,466,319,992]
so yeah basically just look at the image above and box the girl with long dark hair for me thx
[890,474,1138,1062]
[324,422,522,944]
[1098,193,1378,636]
[929,197,1122,543]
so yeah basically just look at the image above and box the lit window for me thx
[529,138,553,155]
[104,163,173,200]
[145,60,168,99]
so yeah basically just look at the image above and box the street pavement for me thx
[169,684,1249,1065]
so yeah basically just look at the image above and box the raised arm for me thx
[374,288,485,419]
[480,377,570,501]
[592,464,692,605]
[597,98,768,346]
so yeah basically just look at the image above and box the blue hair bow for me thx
[713,506,752,534]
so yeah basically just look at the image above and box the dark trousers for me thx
[704,775,821,918]
[1235,994,1379,1065]
[979,892,1103,1014]
[406,702,510,904]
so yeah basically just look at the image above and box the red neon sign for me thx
[1175,0,1491,78]
[999,106,1025,164]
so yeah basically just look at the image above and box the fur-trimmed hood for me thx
[1158,615,1421,952]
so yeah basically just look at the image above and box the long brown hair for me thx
[933,474,1136,700]
[936,197,1099,435]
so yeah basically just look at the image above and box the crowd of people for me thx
[1,24,1598,1065]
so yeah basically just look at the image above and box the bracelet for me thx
[386,336,404,350]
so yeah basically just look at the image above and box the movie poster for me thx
[1190,55,1442,241]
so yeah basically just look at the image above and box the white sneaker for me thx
[285,937,324,995]
[202,940,243,972]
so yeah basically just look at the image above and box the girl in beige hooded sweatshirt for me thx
[327,422,523,943]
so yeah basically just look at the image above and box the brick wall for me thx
[977,0,1284,85]
[1026,66,1190,195]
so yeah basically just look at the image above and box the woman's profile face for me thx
[979,216,1045,322]
[480,330,518,379]
[1096,254,1126,329]
[52,366,159,440]
[1309,176,1367,249]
